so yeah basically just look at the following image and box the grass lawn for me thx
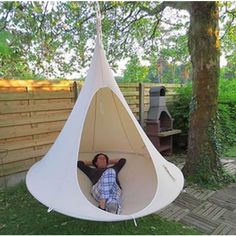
[0,183,200,235]
[225,145,236,157]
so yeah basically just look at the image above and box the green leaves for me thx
[0,31,12,56]
[0,2,182,79]
[0,2,235,80]
[122,55,150,82]
[169,79,236,155]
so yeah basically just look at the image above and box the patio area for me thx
[158,157,236,235]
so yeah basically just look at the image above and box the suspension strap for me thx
[96,2,102,45]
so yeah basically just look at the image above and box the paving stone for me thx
[223,162,236,175]
[192,202,227,221]
[217,185,236,198]
[208,191,236,211]
[160,160,236,235]
[211,223,235,235]
[212,208,228,221]
[157,203,189,222]
[179,212,218,234]
[221,159,235,164]
[174,192,202,210]
[218,210,236,228]
[186,187,215,201]
[228,227,236,235]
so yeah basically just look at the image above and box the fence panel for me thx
[0,80,179,185]
[0,80,77,180]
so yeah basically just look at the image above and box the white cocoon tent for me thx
[26,26,184,222]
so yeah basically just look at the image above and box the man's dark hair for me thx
[92,153,109,167]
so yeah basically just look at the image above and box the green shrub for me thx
[168,83,192,136]
[169,79,236,155]
[218,79,236,153]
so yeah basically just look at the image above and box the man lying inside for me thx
[77,153,126,214]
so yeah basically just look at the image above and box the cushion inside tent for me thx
[77,87,158,215]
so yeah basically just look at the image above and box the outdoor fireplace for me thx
[145,86,181,155]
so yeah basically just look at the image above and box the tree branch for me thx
[220,3,236,40]
[162,1,191,11]
[139,1,190,16]
[122,2,137,22]
[0,4,13,31]
[34,2,49,36]
[121,11,148,33]
[149,18,160,40]
[220,12,236,40]
[139,2,166,16]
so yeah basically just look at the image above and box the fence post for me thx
[73,81,78,101]
[139,82,144,128]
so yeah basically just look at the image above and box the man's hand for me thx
[83,160,93,166]
[109,159,120,165]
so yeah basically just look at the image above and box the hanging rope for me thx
[96,1,102,45]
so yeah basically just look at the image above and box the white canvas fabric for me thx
[26,32,184,221]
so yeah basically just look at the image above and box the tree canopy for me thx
[0,2,235,80]
[122,55,150,82]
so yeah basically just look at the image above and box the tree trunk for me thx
[182,2,223,183]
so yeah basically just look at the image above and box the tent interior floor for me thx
[77,152,158,215]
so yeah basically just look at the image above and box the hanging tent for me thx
[26,9,184,222]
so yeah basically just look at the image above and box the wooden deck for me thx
[157,158,236,235]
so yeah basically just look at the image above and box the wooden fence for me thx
[0,79,180,187]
